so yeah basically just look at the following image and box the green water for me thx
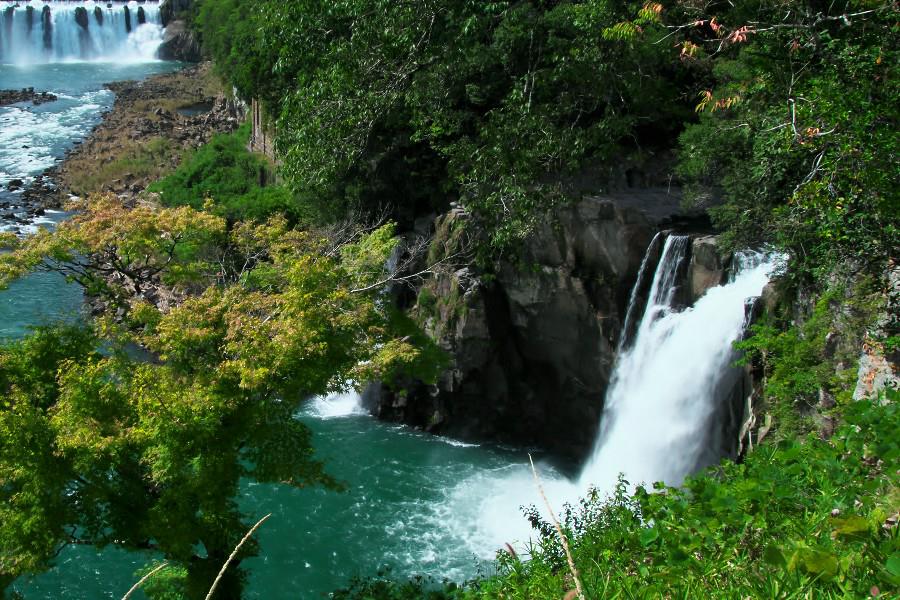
[2,61,549,599]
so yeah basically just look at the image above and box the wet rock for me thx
[74,6,90,30]
[373,198,657,464]
[41,6,52,50]
[0,88,58,107]
[689,235,726,302]
[6,179,24,191]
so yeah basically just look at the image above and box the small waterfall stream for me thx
[0,1,163,64]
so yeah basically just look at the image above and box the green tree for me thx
[196,0,690,258]
[660,0,899,278]
[0,198,433,598]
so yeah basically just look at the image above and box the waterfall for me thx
[0,1,163,65]
[440,233,778,556]
[577,235,776,490]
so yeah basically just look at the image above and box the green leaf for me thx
[886,553,900,577]
[830,515,870,539]
[639,527,659,547]
[763,545,786,568]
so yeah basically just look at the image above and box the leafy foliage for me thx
[148,124,312,224]
[196,0,690,259]
[665,0,899,278]
[0,199,434,598]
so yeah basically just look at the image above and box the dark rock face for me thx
[137,7,146,26]
[41,6,52,50]
[156,21,201,62]
[369,198,656,464]
[74,7,89,30]
[94,6,104,27]
[123,6,132,33]
[160,0,194,27]
[25,5,34,32]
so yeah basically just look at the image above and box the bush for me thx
[148,124,314,224]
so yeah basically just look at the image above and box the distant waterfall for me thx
[577,235,776,490]
[0,1,163,65]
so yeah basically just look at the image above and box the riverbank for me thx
[26,62,239,212]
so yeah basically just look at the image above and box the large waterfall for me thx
[440,232,778,556]
[0,1,163,64]
[576,236,774,490]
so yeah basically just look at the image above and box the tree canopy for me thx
[197,0,897,276]
[0,197,437,598]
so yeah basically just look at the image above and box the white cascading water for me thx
[0,1,163,65]
[435,233,779,557]
[576,236,774,490]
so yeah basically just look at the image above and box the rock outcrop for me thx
[688,235,728,303]
[160,0,195,27]
[0,88,57,107]
[366,196,658,464]
[249,99,277,161]
[157,21,201,62]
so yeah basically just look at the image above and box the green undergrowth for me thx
[148,124,316,224]
[333,391,899,599]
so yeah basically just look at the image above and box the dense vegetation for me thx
[149,123,315,224]
[192,0,897,597]
[0,0,895,597]
[195,0,897,274]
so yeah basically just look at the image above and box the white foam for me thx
[303,391,368,419]
[0,89,113,181]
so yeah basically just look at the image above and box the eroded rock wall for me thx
[366,197,658,464]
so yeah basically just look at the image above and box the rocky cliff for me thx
[362,189,776,466]
[366,194,667,464]
[157,20,201,62]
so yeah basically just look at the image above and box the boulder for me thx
[74,7,89,30]
[156,21,201,62]
[689,235,727,302]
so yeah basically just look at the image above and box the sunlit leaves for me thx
[0,195,433,592]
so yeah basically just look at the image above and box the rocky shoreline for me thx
[8,62,241,223]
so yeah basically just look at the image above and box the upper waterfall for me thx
[0,1,164,65]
